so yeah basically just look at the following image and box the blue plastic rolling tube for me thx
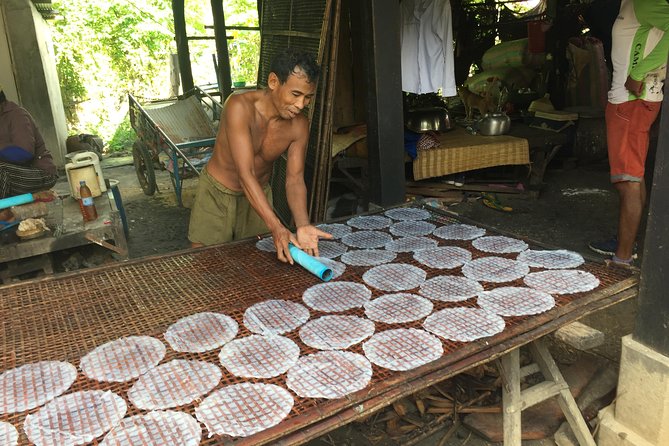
[288,244,333,281]
[0,193,33,210]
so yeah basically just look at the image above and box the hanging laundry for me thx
[400,0,457,97]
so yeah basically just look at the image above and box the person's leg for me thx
[236,185,272,240]
[0,166,9,198]
[600,100,660,262]
[187,168,236,246]
[614,181,644,260]
[0,161,57,198]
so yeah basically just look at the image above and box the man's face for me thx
[269,67,316,120]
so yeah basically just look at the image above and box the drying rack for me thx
[0,207,637,445]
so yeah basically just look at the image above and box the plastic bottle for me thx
[79,180,98,222]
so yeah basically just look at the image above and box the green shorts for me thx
[188,167,272,246]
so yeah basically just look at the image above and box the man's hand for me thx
[271,225,300,264]
[625,75,644,97]
[296,225,333,257]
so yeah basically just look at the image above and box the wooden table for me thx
[0,190,127,282]
[0,207,635,446]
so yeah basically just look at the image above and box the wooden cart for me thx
[128,87,223,206]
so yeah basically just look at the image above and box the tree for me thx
[51,0,259,150]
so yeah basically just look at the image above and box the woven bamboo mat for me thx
[0,208,636,445]
[413,127,530,180]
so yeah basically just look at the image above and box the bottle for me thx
[79,180,98,222]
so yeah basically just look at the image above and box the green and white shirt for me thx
[609,0,669,103]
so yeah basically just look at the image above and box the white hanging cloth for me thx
[400,0,457,97]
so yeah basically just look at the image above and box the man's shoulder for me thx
[1,100,22,113]
[1,101,32,121]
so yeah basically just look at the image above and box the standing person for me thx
[589,0,669,265]
[188,48,332,263]
[0,85,58,200]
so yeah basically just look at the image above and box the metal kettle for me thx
[477,112,511,136]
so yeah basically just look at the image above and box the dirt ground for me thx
[81,154,637,446]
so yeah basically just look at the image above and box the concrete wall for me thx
[0,0,67,167]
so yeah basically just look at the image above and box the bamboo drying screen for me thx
[1,207,636,445]
[413,126,530,180]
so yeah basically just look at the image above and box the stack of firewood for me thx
[359,364,501,445]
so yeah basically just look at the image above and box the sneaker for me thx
[588,237,638,259]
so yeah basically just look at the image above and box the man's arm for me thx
[0,109,36,164]
[10,109,36,155]
[285,117,332,257]
[225,97,297,263]
[628,5,669,82]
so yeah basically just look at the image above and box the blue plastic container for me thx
[288,244,333,281]
[0,193,33,210]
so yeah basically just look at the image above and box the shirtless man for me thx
[188,49,331,263]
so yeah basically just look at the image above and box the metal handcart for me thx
[128,87,223,206]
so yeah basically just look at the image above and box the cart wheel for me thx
[132,140,157,196]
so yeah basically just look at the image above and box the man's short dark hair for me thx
[270,48,320,84]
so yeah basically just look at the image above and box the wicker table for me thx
[0,208,636,445]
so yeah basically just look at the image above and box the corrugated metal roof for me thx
[31,1,58,19]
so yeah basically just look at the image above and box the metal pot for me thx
[405,107,453,133]
[478,112,511,136]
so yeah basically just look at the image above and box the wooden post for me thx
[359,0,405,207]
[172,0,194,93]
[210,0,233,100]
[634,53,669,356]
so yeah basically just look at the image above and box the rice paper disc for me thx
[472,236,529,254]
[423,308,506,342]
[385,236,438,253]
[419,276,483,302]
[0,421,18,446]
[100,411,201,446]
[340,249,397,266]
[362,263,427,292]
[433,224,486,240]
[462,257,530,283]
[302,281,372,312]
[255,237,276,252]
[165,312,238,353]
[127,360,222,410]
[384,207,431,221]
[286,351,372,399]
[243,299,310,335]
[315,257,347,279]
[517,249,585,269]
[363,328,443,371]
[341,231,393,249]
[24,390,126,446]
[478,287,555,316]
[0,361,77,414]
[299,315,375,350]
[524,269,600,294]
[413,246,472,269]
[317,241,348,259]
[80,336,166,383]
[364,293,433,324]
[347,215,392,230]
[389,220,436,237]
[196,383,293,437]
[219,335,300,379]
[316,223,352,239]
